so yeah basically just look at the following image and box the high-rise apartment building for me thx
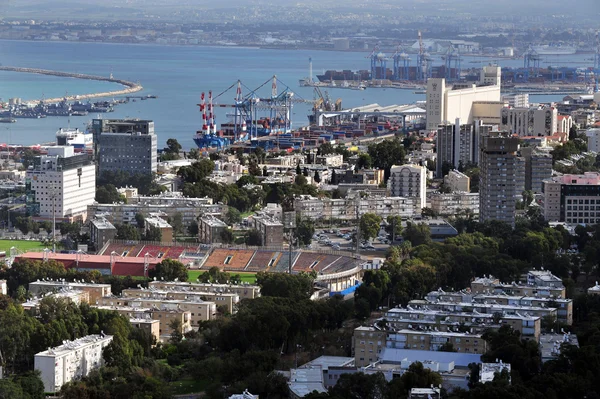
[501,106,558,137]
[587,128,600,152]
[389,164,427,209]
[90,119,157,176]
[479,134,525,225]
[26,146,96,222]
[520,147,553,193]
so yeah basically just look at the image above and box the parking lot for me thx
[309,227,396,254]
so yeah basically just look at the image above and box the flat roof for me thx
[299,356,354,371]
[380,347,482,368]
[35,334,113,357]
[288,368,326,397]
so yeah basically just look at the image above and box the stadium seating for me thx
[246,251,279,272]
[203,249,255,271]
[311,255,342,272]
[273,251,298,273]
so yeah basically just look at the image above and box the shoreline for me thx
[0,66,143,104]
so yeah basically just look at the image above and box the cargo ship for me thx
[531,45,577,55]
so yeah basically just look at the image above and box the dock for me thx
[0,66,143,104]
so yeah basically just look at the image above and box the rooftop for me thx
[35,334,113,357]
[299,356,354,371]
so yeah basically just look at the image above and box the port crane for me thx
[441,45,461,82]
[392,45,411,81]
[366,44,388,82]
[416,31,432,82]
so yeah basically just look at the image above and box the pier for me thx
[0,66,143,103]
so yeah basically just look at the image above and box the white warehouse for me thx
[34,334,113,393]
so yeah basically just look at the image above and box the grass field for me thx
[188,270,257,284]
[0,239,47,253]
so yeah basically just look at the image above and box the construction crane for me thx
[392,45,411,81]
[416,31,432,82]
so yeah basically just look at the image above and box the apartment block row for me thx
[294,195,417,222]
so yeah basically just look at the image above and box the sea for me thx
[0,39,595,149]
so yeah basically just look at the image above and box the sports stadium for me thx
[16,240,364,295]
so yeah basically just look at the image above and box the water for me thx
[0,40,595,149]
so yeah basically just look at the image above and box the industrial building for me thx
[35,334,113,393]
[425,65,502,130]
[26,146,96,222]
[90,118,158,176]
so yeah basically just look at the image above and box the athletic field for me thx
[187,270,257,284]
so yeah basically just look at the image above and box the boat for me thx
[413,90,427,94]
[55,127,93,149]
[531,45,577,55]
[0,118,16,123]
[70,111,89,116]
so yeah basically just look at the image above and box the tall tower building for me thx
[90,119,158,176]
[26,146,96,222]
[479,134,525,225]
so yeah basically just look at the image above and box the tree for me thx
[226,206,242,226]
[357,153,373,169]
[295,174,308,186]
[165,138,182,155]
[438,342,457,352]
[313,170,321,184]
[188,220,199,236]
[318,142,335,156]
[296,218,315,247]
[177,158,215,183]
[360,213,382,241]
[95,184,122,203]
[256,272,314,301]
[402,222,431,246]
[143,225,162,242]
[296,162,302,175]
[188,147,200,160]
[386,215,402,241]
[135,213,145,229]
[303,167,309,177]
[248,161,262,177]
[170,212,184,239]
[246,229,262,246]
[116,224,140,241]
[331,169,337,184]
[169,319,183,344]
[367,139,406,180]
[220,229,234,244]
[149,259,188,282]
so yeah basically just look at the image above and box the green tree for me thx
[170,212,184,239]
[296,162,302,175]
[220,229,234,244]
[226,206,242,226]
[116,224,140,241]
[402,222,431,246]
[256,272,314,301]
[165,138,182,155]
[188,147,200,160]
[296,218,315,247]
[314,170,321,183]
[95,184,122,203]
[169,319,183,344]
[318,142,335,156]
[367,138,406,180]
[149,259,188,282]
[134,213,145,229]
[188,220,199,236]
[246,229,262,246]
[360,213,382,241]
[386,215,403,241]
[143,225,162,242]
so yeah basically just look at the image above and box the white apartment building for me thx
[294,195,416,221]
[35,334,113,393]
[425,66,501,130]
[389,164,427,209]
[502,93,529,108]
[501,106,558,137]
[444,170,470,192]
[26,146,96,222]
[430,192,479,216]
[587,128,600,153]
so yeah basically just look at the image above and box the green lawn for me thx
[169,377,209,395]
[188,270,257,284]
[0,239,47,253]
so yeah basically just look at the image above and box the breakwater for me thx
[0,66,143,103]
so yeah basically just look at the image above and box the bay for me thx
[0,40,594,149]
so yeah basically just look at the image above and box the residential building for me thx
[22,289,90,312]
[148,281,261,300]
[144,216,173,243]
[387,329,486,354]
[480,362,511,384]
[294,195,416,222]
[90,118,157,175]
[94,305,191,340]
[470,274,565,298]
[0,280,6,295]
[520,147,553,193]
[389,164,427,209]
[444,170,470,192]
[588,282,600,296]
[26,146,96,222]
[543,172,600,224]
[410,388,442,399]
[425,66,501,130]
[557,115,573,134]
[28,281,112,304]
[430,192,479,216]
[250,215,284,246]
[121,287,239,314]
[501,106,558,137]
[353,326,387,367]
[129,318,161,343]
[88,200,225,231]
[502,93,529,108]
[316,154,344,167]
[35,334,113,393]
[96,296,217,327]
[89,217,117,251]
[479,133,525,225]
[435,121,476,177]
[198,215,228,244]
[587,128,600,152]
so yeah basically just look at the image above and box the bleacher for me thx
[103,243,145,258]
[140,245,169,258]
[161,246,187,260]
[311,255,342,272]
[246,251,280,272]
[273,252,298,273]
[293,253,324,272]
[203,249,255,272]
[321,256,360,274]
